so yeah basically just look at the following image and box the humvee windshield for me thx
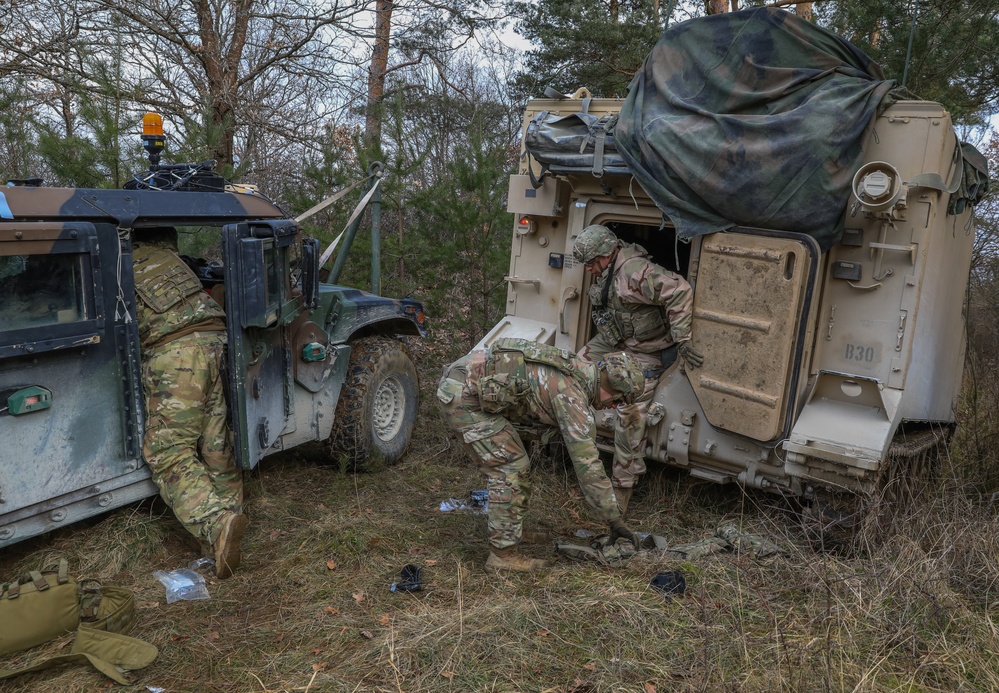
[0,252,88,330]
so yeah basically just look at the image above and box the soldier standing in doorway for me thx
[571,224,702,516]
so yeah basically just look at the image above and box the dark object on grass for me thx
[392,564,422,592]
[650,570,686,597]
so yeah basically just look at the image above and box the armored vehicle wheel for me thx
[330,336,419,469]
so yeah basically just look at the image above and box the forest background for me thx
[1,0,998,368]
[4,2,999,690]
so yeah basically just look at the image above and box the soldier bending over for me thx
[437,338,643,572]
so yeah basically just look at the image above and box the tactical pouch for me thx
[477,372,526,414]
[0,560,78,655]
[591,308,624,344]
[134,247,203,314]
[622,304,669,342]
[0,559,158,685]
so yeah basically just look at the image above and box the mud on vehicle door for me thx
[222,219,309,469]
[689,228,820,443]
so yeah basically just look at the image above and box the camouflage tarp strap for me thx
[556,532,669,566]
[0,559,157,685]
[665,523,782,561]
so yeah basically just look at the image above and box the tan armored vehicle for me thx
[483,9,989,508]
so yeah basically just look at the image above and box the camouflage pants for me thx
[142,332,241,544]
[580,341,661,490]
[437,372,532,551]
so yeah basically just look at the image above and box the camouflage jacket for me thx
[587,243,693,354]
[132,239,225,350]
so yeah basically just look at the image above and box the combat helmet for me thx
[572,224,620,263]
[599,352,644,404]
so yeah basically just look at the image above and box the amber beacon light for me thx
[141,112,166,166]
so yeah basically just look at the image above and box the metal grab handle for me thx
[559,287,579,334]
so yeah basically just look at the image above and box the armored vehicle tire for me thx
[330,336,419,469]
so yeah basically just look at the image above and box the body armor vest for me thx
[476,338,594,414]
[588,246,670,344]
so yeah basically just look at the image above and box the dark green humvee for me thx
[0,162,426,548]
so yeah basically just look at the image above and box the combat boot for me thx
[213,511,249,579]
[485,545,551,573]
[615,487,634,517]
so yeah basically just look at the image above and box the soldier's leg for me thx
[142,338,232,543]
[198,337,243,515]
[577,332,616,363]
[466,421,531,550]
[437,372,531,550]
[612,365,659,491]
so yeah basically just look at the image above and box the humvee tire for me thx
[330,336,419,469]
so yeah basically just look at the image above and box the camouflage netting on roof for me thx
[615,7,897,250]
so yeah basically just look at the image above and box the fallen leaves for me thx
[326,558,337,570]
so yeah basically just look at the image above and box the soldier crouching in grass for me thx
[132,227,247,579]
[437,338,644,573]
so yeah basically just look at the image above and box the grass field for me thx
[3,353,999,692]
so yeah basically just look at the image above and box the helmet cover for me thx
[572,224,620,263]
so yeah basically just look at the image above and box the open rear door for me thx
[689,229,819,442]
[222,220,303,469]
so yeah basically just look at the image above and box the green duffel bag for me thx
[0,558,158,684]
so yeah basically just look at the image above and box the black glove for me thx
[609,519,639,547]
[678,342,704,369]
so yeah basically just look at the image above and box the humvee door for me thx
[222,220,311,469]
[0,222,151,546]
[689,229,820,443]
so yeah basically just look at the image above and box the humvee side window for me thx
[0,252,87,331]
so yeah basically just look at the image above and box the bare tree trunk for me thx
[366,0,394,145]
[706,0,729,15]
[397,197,405,280]
[193,0,251,170]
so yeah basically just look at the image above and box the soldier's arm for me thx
[551,386,622,524]
[643,266,694,343]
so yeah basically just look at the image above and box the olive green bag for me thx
[0,558,158,684]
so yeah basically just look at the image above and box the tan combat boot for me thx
[485,545,551,573]
[615,487,634,517]
[213,511,249,579]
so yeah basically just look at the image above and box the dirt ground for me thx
[3,355,999,692]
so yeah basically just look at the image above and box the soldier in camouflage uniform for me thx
[437,338,644,572]
[132,228,247,579]
[572,224,703,515]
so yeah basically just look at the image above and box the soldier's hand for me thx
[609,519,640,547]
[678,342,703,369]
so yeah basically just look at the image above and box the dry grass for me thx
[4,357,999,692]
